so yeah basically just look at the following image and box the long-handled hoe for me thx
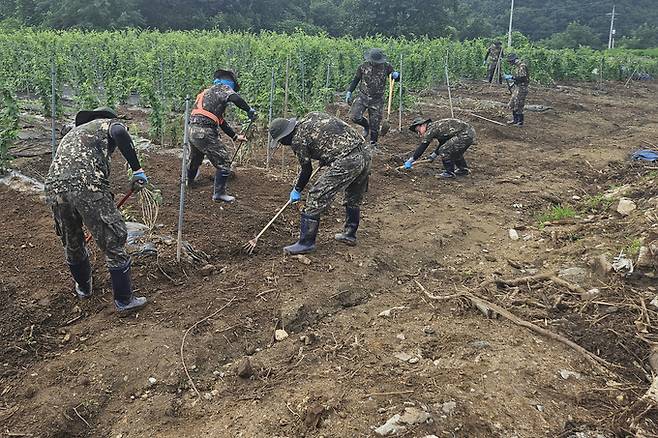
[379,75,395,137]
[243,167,320,254]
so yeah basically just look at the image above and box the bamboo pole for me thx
[267,66,275,170]
[398,54,403,131]
[50,59,57,159]
[444,51,454,118]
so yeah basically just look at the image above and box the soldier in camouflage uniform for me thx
[188,69,257,202]
[345,48,399,147]
[504,53,529,126]
[45,107,148,313]
[484,41,503,84]
[404,117,476,179]
[269,112,372,255]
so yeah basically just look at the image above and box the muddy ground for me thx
[1,79,657,437]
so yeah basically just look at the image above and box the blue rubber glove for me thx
[247,108,258,121]
[427,152,438,162]
[404,158,415,169]
[345,91,352,103]
[504,74,513,81]
[290,188,302,203]
[391,71,400,80]
[131,169,148,191]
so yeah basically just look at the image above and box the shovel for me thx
[84,189,135,243]
[242,167,320,255]
[379,75,395,137]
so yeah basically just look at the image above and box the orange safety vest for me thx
[191,89,224,125]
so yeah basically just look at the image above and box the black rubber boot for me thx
[335,207,360,246]
[507,112,518,125]
[517,113,524,126]
[438,159,456,179]
[354,117,369,138]
[284,214,320,255]
[454,156,470,176]
[68,256,93,299]
[212,168,235,203]
[186,167,200,187]
[109,261,147,314]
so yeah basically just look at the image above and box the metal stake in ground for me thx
[398,54,403,131]
[267,66,275,170]
[50,59,57,159]
[283,56,290,175]
[444,51,454,118]
[176,96,190,262]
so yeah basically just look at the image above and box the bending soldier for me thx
[483,41,503,84]
[345,48,399,147]
[504,53,529,126]
[404,117,476,179]
[188,69,257,202]
[269,112,372,255]
[45,107,148,313]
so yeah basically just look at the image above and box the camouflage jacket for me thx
[291,112,364,167]
[486,45,503,64]
[190,84,236,126]
[348,61,395,101]
[512,61,529,85]
[422,119,475,145]
[45,119,122,196]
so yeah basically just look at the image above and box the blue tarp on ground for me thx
[631,149,658,162]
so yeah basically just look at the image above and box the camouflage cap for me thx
[268,118,297,149]
[507,53,518,63]
[75,106,118,127]
[364,48,387,64]
[408,117,431,132]
[494,40,502,46]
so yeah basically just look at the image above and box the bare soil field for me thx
[1,80,657,437]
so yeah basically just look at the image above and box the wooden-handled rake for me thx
[242,167,321,255]
[396,158,433,171]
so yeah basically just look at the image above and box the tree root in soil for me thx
[416,273,615,372]
[180,296,236,399]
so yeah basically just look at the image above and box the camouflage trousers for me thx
[487,61,502,83]
[508,84,528,114]
[349,94,384,137]
[188,124,230,172]
[49,190,130,269]
[304,145,372,217]
[435,127,475,161]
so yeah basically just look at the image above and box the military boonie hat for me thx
[507,53,519,62]
[364,48,387,64]
[408,117,431,132]
[75,106,118,127]
[214,69,240,92]
[268,118,297,149]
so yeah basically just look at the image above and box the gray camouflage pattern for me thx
[188,125,230,170]
[51,191,130,268]
[423,119,476,160]
[349,95,383,138]
[289,112,371,216]
[353,61,394,102]
[190,84,236,126]
[509,60,529,114]
[45,119,119,195]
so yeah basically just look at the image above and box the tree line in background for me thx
[0,0,656,49]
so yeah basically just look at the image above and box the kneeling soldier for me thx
[269,112,372,255]
[45,107,148,313]
[404,117,476,179]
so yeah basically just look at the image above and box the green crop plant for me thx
[0,87,19,174]
[537,204,577,227]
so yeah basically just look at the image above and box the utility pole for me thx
[608,4,616,49]
[507,0,515,48]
